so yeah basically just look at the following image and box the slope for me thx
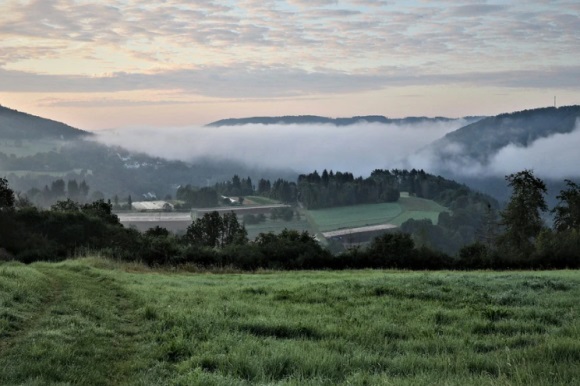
[0,105,91,140]
[432,105,580,164]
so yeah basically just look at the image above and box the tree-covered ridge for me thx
[294,168,495,212]
[3,140,296,206]
[434,105,580,163]
[297,169,400,209]
[0,105,90,140]
[2,172,580,270]
[206,115,481,127]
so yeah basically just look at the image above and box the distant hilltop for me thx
[0,105,91,140]
[206,115,485,127]
[431,105,580,164]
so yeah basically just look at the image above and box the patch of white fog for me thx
[486,125,580,179]
[404,120,580,180]
[92,119,470,176]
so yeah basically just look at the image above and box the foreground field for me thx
[2,259,580,385]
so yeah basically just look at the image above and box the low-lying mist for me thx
[93,120,470,176]
[406,121,580,180]
[93,118,580,182]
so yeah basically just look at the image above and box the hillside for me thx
[432,105,580,164]
[207,115,484,127]
[2,258,580,385]
[0,105,91,140]
[0,105,297,202]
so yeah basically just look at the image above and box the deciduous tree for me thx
[553,179,580,232]
[499,170,547,257]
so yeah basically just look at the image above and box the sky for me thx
[0,0,579,130]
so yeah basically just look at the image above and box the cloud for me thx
[2,65,580,99]
[1,0,578,70]
[92,119,469,176]
[486,126,580,179]
[450,4,509,17]
[404,120,580,180]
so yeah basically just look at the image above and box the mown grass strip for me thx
[0,260,161,386]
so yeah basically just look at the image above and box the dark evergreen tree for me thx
[0,177,15,209]
[553,180,580,232]
[498,170,547,258]
[67,180,79,201]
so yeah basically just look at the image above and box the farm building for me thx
[192,204,290,219]
[132,201,174,212]
[221,195,242,205]
[322,224,397,248]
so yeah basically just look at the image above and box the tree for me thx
[51,199,80,212]
[221,212,248,246]
[498,170,547,257]
[51,179,66,199]
[0,177,15,209]
[67,180,79,201]
[366,232,415,268]
[553,179,580,232]
[477,203,499,248]
[185,211,247,248]
[79,180,90,201]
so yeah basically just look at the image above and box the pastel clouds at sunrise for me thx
[0,0,579,129]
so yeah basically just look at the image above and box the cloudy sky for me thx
[0,0,579,130]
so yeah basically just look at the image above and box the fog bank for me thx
[94,120,469,176]
[404,121,580,180]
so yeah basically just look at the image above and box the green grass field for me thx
[2,258,580,385]
[307,196,448,232]
[244,196,282,205]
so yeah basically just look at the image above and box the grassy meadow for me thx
[307,196,447,232]
[2,258,580,385]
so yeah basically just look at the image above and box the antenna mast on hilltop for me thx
[554,96,557,108]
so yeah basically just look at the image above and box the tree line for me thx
[2,170,580,270]
[297,170,400,209]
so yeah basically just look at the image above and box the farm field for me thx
[2,258,580,385]
[244,196,282,205]
[307,196,448,232]
[115,196,447,237]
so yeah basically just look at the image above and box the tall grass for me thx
[111,266,580,385]
[2,259,580,385]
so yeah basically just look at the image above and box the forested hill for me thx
[0,105,91,140]
[207,115,484,127]
[433,105,580,163]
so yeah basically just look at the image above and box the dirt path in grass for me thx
[0,264,151,386]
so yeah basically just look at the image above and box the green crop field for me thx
[2,258,580,385]
[307,203,403,232]
[244,196,282,205]
[307,196,448,232]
